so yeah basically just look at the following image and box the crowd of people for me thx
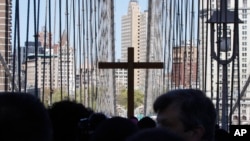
[0,89,229,141]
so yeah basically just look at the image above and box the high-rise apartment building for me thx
[199,0,250,124]
[0,0,12,91]
[121,0,148,90]
[25,54,57,90]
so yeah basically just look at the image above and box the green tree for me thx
[117,89,144,109]
[51,88,68,103]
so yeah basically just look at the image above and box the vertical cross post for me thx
[99,47,163,118]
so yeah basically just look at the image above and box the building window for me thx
[242,53,247,56]
[243,0,247,6]
[242,58,247,62]
[242,25,247,29]
[242,14,247,19]
[242,64,247,67]
[242,116,247,120]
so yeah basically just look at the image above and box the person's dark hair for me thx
[126,128,184,141]
[153,89,216,141]
[90,116,138,141]
[88,112,108,131]
[48,100,93,141]
[137,116,156,130]
[0,92,52,141]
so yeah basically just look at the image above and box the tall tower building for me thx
[0,0,12,91]
[199,0,250,124]
[121,0,148,90]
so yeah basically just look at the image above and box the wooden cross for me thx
[98,47,164,118]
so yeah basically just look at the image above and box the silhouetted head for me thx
[127,128,185,141]
[48,100,93,141]
[90,116,138,141]
[137,116,156,130]
[154,89,216,141]
[0,92,52,141]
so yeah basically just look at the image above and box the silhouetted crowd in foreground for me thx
[0,89,230,141]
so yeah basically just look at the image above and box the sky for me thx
[13,0,148,60]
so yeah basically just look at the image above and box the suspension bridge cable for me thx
[89,0,94,108]
[59,0,63,100]
[235,0,241,124]
[24,0,31,92]
[86,0,91,107]
[168,0,173,89]
[189,0,194,88]
[110,0,116,115]
[49,0,53,105]
[34,0,41,98]
[176,0,181,88]
[94,0,99,105]
[72,0,77,100]
[78,0,82,103]
[42,0,48,102]
[66,0,70,97]
[82,0,87,105]
[173,0,178,89]
[207,0,212,100]
[162,0,167,92]
[215,0,222,125]
[16,0,21,92]
[12,0,18,92]
[53,0,57,46]
[144,0,152,115]
[196,0,200,89]
[183,0,189,88]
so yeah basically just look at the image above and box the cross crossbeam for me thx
[98,47,164,117]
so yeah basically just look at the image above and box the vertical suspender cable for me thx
[72,0,77,100]
[94,0,99,105]
[172,0,177,89]
[189,0,194,88]
[162,0,167,91]
[176,0,181,88]
[183,0,189,88]
[81,1,88,106]
[110,0,117,115]
[196,0,200,89]
[235,0,241,125]
[16,0,21,92]
[89,0,93,108]
[59,0,63,100]
[144,0,152,115]
[78,0,82,103]
[12,0,18,92]
[168,0,173,89]
[42,0,48,102]
[33,0,40,98]
[24,0,30,92]
[66,0,70,97]
[49,0,53,105]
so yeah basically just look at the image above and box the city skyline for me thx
[13,0,148,60]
